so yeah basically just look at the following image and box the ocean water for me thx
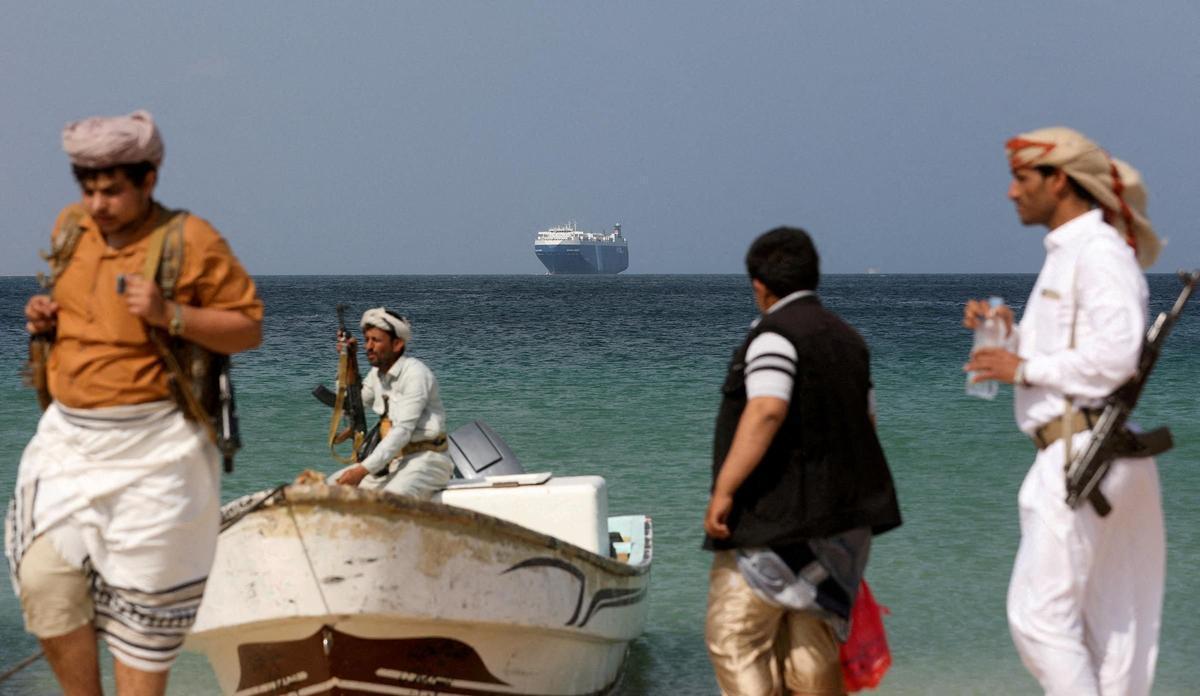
[0,273,1197,695]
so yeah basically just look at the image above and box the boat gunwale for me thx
[233,484,652,577]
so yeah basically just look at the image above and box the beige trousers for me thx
[706,551,846,696]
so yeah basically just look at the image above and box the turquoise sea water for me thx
[1,273,1197,695]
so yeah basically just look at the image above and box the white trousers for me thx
[6,402,219,671]
[358,450,453,500]
[1007,431,1164,696]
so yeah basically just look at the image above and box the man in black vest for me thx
[703,227,901,696]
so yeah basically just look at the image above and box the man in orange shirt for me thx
[5,110,263,696]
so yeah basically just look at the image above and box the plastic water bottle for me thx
[966,296,1006,400]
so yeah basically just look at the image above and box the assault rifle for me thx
[336,304,369,440]
[1065,270,1200,515]
[314,305,371,463]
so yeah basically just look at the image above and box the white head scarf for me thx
[62,109,165,169]
[360,307,412,342]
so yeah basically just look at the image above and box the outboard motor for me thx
[447,420,526,479]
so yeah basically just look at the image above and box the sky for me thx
[2,2,1198,275]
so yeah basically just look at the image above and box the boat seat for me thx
[447,420,526,479]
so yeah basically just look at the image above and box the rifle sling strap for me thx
[38,208,88,292]
[1060,246,1109,515]
[27,209,88,410]
[141,211,214,439]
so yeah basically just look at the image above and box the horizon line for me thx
[0,271,1060,279]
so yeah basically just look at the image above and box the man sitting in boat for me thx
[333,307,453,498]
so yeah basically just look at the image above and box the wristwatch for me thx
[168,302,185,337]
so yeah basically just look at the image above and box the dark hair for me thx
[745,226,820,296]
[71,161,156,188]
[1034,164,1096,205]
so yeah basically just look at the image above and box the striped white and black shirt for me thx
[746,290,876,415]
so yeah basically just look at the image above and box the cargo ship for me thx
[534,223,629,275]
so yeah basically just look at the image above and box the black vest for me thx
[704,296,902,551]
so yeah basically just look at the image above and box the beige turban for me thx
[62,109,164,169]
[361,308,412,342]
[1006,126,1160,268]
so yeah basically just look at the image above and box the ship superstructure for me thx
[534,223,629,275]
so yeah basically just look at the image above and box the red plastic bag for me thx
[840,580,892,691]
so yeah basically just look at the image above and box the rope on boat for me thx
[215,481,330,615]
[0,650,43,684]
[285,492,335,617]
[219,483,289,533]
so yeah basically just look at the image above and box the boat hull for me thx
[534,243,629,275]
[186,486,651,695]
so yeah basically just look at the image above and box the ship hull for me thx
[535,243,628,275]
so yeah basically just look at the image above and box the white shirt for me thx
[358,355,447,474]
[1013,209,1148,435]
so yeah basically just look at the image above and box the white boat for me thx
[186,424,652,696]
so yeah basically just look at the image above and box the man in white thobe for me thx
[334,308,453,498]
[965,127,1165,696]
